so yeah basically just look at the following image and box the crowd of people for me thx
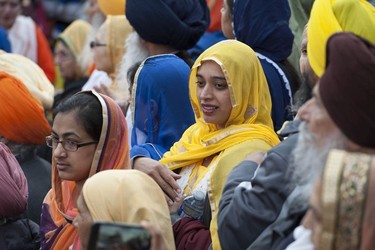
[0,0,375,249]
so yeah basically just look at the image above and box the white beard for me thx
[114,32,148,101]
[288,122,347,189]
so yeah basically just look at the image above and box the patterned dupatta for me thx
[40,91,130,249]
[321,149,375,250]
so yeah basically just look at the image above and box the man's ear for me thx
[149,99,159,118]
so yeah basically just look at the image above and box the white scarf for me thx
[8,15,37,63]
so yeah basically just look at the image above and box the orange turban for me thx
[0,72,51,144]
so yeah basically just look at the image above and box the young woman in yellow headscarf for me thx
[134,39,280,249]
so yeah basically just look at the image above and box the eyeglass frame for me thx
[45,135,98,152]
[89,41,107,49]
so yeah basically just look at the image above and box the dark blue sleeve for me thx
[130,143,168,161]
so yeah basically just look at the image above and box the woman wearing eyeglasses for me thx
[82,15,136,112]
[53,20,94,110]
[40,90,130,250]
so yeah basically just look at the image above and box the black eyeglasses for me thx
[89,41,107,49]
[46,135,98,152]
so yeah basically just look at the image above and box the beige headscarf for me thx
[104,15,133,76]
[0,51,54,109]
[82,169,175,250]
[321,149,375,250]
[102,15,133,101]
[58,19,93,77]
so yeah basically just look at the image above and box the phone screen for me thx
[88,222,151,250]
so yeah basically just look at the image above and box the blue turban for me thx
[233,0,294,62]
[126,0,210,50]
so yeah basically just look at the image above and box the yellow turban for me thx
[0,72,51,145]
[308,0,375,77]
[98,0,126,15]
[0,51,54,109]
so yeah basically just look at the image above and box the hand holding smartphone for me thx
[88,222,151,250]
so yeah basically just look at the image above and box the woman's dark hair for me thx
[127,61,142,96]
[175,50,194,67]
[227,0,234,15]
[53,93,102,141]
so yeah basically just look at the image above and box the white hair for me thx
[288,122,348,193]
[114,32,148,102]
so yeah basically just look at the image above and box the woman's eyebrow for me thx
[51,130,79,138]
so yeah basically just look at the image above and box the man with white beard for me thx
[286,31,375,249]
[218,30,375,249]
[217,0,375,248]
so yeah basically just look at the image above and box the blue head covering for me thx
[130,54,195,160]
[0,28,11,52]
[126,0,210,50]
[233,0,294,62]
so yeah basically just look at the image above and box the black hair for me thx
[292,73,312,112]
[53,93,102,141]
[175,50,194,67]
[226,0,234,15]
[127,61,143,96]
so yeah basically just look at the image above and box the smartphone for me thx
[88,222,151,250]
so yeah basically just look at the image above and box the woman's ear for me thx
[149,99,159,118]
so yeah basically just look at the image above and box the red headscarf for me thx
[0,72,51,144]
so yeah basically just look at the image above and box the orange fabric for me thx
[0,72,50,145]
[36,25,56,84]
[41,91,130,250]
[207,0,223,32]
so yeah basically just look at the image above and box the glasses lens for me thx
[62,140,78,152]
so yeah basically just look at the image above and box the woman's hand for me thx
[93,83,114,98]
[169,196,184,214]
[141,221,168,250]
[134,157,182,205]
[94,84,128,114]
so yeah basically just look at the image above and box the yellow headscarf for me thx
[160,40,279,170]
[98,0,126,15]
[58,19,92,76]
[308,0,375,77]
[0,51,54,109]
[82,170,175,250]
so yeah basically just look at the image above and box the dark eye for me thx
[64,140,78,150]
[196,80,205,88]
[51,136,59,143]
[215,82,228,90]
[301,47,307,55]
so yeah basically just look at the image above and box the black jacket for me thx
[18,151,52,225]
[0,218,40,249]
[217,120,306,250]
